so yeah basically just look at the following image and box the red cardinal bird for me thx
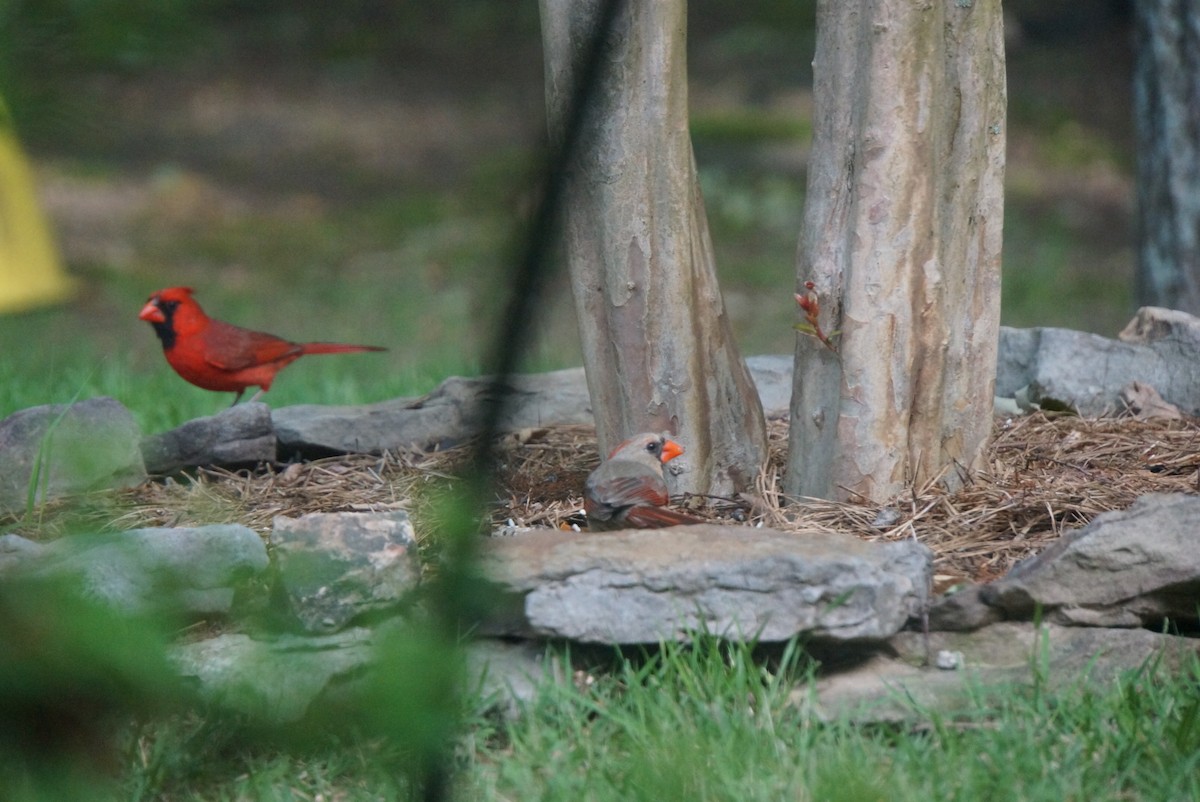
[584,432,705,530]
[139,286,385,404]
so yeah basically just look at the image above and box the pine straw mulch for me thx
[15,413,1200,593]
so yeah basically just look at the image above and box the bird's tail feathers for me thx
[299,342,386,355]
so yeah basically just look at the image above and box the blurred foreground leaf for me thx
[0,575,180,800]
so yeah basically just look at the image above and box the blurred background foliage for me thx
[0,0,1135,430]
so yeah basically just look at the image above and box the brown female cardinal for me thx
[583,432,705,530]
[139,286,385,404]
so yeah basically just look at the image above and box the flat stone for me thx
[1118,305,1200,350]
[29,524,269,618]
[927,583,1005,632]
[745,354,794,415]
[0,397,145,513]
[141,402,276,474]
[478,525,931,644]
[272,369,594,455]
[996,324,1200,416]
[466,639,567,720]
[272,511,420,633]
[805,622,1200,723]
[981,493,1200,628]
[0,533,47,575]
[271,358,798,456]
[171,628,376,723]
[171,627,564,725]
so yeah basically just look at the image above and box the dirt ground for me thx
[83,412,1195,596]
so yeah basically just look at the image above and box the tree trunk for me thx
[540,0,767,495]
[1133,0,1200,313]
[785,0,1006,502]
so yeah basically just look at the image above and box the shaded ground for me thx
[13,413,1196,596]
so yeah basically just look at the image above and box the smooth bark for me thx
[786,0,1006,502]
[540,0,767,495]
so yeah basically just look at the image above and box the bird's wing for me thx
[585,464,669,510]
[202,321,302,371]
[620,505,705,529]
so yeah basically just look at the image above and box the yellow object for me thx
[0,102,73,314]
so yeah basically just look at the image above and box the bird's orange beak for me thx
[139,299,165,323]
[661,439,684,463]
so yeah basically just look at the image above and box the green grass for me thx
[1001,197,1134,335]
[0,298,469,435]
[692,112,812,147]
[0,102,1135,436]
[0,172,575,433]
[74,636,1198,801]
[464,642,1200,802]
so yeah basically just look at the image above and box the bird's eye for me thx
[645,441,660,455]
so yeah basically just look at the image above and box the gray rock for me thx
[927,583,1005,631]
[996,324,1200,416]
[466,639,567,720]
[0,533,47,575]
[272,511,420,633]
[0,397,145,513]
[272,358,796,455]
[142,402,276,474]
[31,524,269,618]
[478,525,931,644]
[272,369,594,455]
[177,619,1200,728]
[1118,305,1200,350]
[171,627,376,723]
[805,622,1200,723]
[745,354,794,415]
[171,628,563,725]
[981,493,1200,628]
[934,649,964,670]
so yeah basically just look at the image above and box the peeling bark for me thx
[540,0,767,495]
[786,0,1006,502]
